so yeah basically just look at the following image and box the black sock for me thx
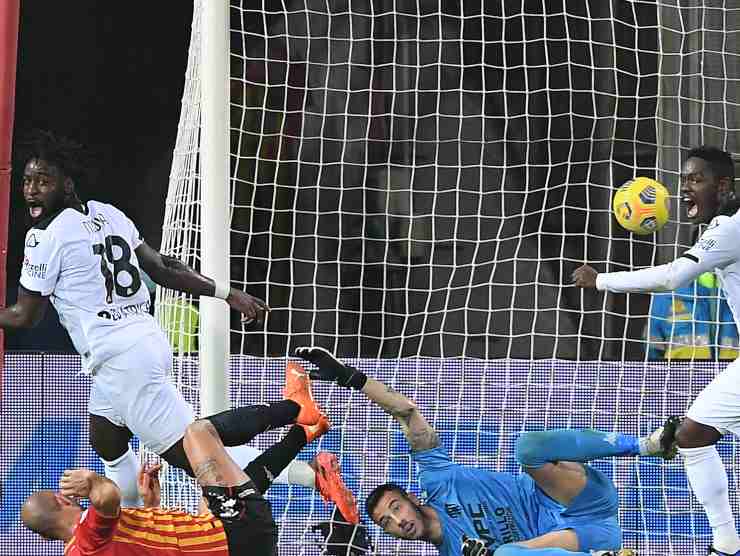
[245,425,308,493]
[206,400,300,446]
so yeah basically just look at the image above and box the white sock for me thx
[103,447,142,507]
[680,445,740,553]
[283,459,316,489]
[224,445,316,488]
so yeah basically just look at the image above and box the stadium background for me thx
[2,2,740,555]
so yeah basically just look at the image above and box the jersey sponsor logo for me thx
[445,503,462,518]
[22,257,47,279]
[464,502,519,549]
[96,300,151,321]
[697,238,717,251]
[25,233,39,248]
[490,506,519,545]
[81,213,109,234]
[465,503,496,548]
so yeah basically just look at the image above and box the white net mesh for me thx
[156,2,740,555]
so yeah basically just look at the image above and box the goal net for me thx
[156,2,740,555]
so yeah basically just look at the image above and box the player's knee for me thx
[182,419,219,457]
[91,436,127,461]
[160,439,195,477]
[674,421,693,448]
[185,418,218,439]
[675,418,721,449]
[89,416,131,461]
[514,431,546,468]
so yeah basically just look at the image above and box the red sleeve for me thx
[74,506,119,553]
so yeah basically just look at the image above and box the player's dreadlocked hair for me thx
[16,129,93,189]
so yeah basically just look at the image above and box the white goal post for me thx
[197,0,230,417]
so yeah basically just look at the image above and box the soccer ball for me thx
[612,177,670,235]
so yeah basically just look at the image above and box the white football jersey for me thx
[683,211,740,329]
[597,209,740,332]
[20,201,162,372]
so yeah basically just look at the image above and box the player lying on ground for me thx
[3,131,353,518]
[573,146,740,556]
[295,347,677,556]
[20,367,347,555]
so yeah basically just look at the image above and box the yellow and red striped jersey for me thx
[64,506,230,555]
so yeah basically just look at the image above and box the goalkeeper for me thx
[295,347,677,556]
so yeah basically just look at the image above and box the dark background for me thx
[6,2,193,350]
[5,2,670,359]
[227,1,659,359]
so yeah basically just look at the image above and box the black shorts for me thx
[203,480,278,556]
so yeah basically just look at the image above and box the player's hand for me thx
[226,289,270,325]
[295,346,365,389]
[571,264,598,289]
[461,535,488,556]
[137,463,162,508]
[59,469,96,499]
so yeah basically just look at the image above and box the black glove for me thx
[294,346,367,389]
[461,535,488,556]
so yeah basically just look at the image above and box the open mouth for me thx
[403,522,415,535]
[27,203,43,219]
[682,196,698,219]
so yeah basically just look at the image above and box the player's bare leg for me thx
[666,416,740,556]
[89,414,141,507]
[183,420,249,488]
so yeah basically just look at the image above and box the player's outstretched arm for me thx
[572,257,708,293]
[135,241,269,324]
[59,469,121,518]
[362,378,440,451]
[295,347,440,451]
[0,286,49,329]
[573,217,739,293]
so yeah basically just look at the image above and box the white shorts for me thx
[686,357,740,437]
[88,331,194,454]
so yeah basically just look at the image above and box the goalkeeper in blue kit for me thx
[295,347,678,556]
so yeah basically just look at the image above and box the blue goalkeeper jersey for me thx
[413,446,614,556]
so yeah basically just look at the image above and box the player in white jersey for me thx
[573,146,740,556]
[1,131,358,522]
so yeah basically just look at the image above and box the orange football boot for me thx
[283,362,322,425]
[301,413,331,443]
[313,452,359,525]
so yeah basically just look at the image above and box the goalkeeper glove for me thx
[461,535,488,556]
[294,346,367,389]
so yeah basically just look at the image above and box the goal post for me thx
[198,0,230,418]
[157,1,230,419]
[157,2,740,555]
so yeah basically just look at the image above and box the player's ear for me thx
[717,176,733,199]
